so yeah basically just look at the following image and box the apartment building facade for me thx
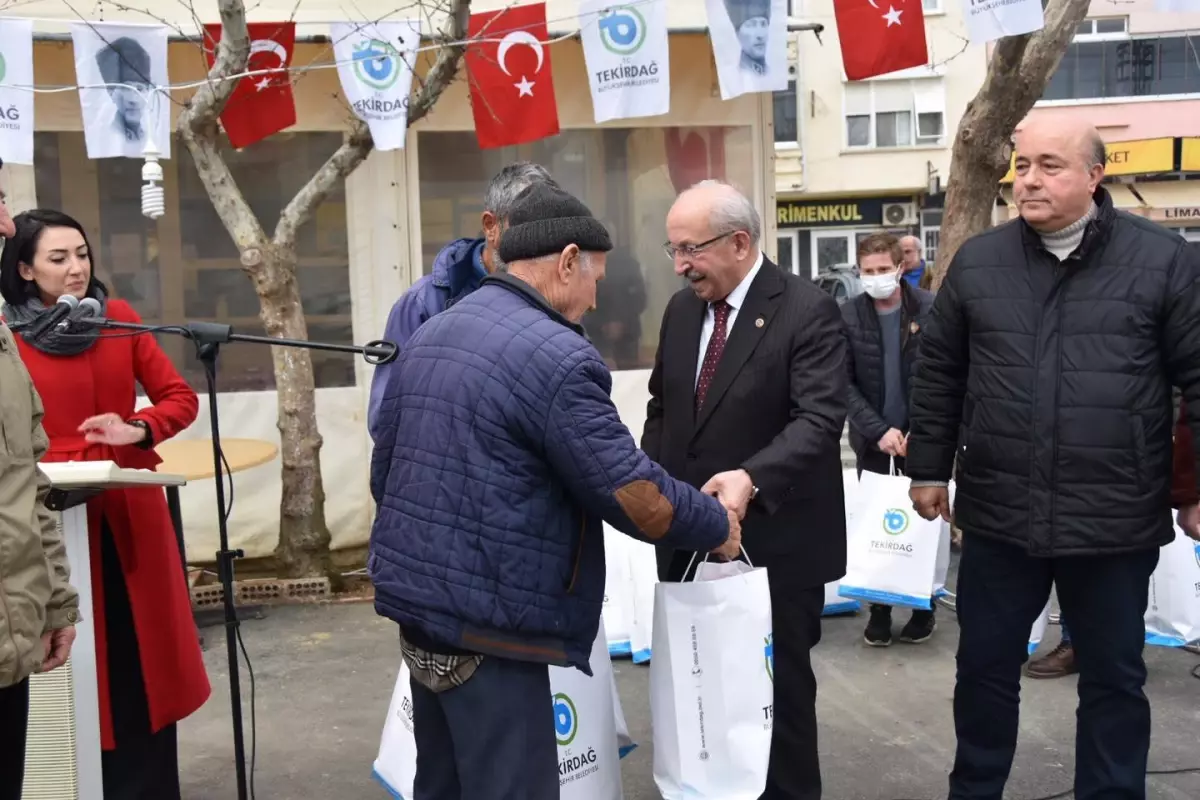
[771,0,988,278]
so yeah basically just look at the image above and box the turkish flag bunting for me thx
[466,3,560,149]
[833,0,929,80]
[203,22,298,149]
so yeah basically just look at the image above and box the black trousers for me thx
[950,533,1158,800]
[99,519,181,800]
[0,678,29,800]
[409,656,558,800]
[664,551,825,800]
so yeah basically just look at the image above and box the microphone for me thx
[55,297,103,331]
[25,294,79,340]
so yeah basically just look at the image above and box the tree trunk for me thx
[176,0,473,578]
[252,245,330,578]
[931,0,1095,291]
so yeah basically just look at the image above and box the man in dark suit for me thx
[642,180,848,800]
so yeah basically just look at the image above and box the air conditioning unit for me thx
[882,202,918,227]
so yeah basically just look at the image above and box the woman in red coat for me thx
[0,209,209,798]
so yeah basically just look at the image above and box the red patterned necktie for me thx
[696,300,731,411]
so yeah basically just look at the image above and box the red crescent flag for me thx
[833,0,929,80]
[203,22,297,149]
[466,3,560,149]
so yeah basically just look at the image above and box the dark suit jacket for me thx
[641,258,849,588]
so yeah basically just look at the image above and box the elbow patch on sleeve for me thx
[614,480,675,540]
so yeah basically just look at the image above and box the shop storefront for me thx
[13,32,771,559]
[776,194,919,278]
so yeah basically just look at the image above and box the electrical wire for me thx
[0,0,636,97]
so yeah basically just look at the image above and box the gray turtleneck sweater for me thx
[1039,202,1098,261]
[911,202,1100,490]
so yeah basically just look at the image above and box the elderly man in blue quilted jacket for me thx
[369,182,740,799]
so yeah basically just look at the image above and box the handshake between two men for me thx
[700,468,753,561]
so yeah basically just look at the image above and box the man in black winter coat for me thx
[907,115,1200,800]
[841,232,935,647]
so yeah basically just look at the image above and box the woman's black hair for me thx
[0,209,108,306]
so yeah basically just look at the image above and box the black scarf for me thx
[3,287,108,356]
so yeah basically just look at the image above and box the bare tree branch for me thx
[931,0,1092,291]
[275,0,471,246]
[180,0,250,125]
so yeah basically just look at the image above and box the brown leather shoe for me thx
[1025,641,1077,679]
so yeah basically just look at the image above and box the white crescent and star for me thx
[496,30,545,97]
[248,38,288,92]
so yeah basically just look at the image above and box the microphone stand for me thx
[79,316,396,800]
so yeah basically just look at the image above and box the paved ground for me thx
[178,600,1200,800]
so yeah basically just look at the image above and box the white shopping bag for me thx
[603,524,634,657]
[650,553,773,799]
[838,469,944,610]
[628,537,659,663]
[932,481,957,598]
[373,658,418,796]
[554,620,626,799]
[611,668,637,758]
[823,580,860,616]
[372,618,632,799]
[826,469,863,616]
[1145,528,1200,647]
[1027,602,1052,656]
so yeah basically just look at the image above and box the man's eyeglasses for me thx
[662,231,736,260]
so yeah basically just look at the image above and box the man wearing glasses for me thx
[642,180,848,800]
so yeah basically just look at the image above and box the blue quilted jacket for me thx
[369,274,730,672]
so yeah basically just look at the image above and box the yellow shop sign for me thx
[1001,137,1175,183]
[776,196,913,228]
[1181,138,1200,172]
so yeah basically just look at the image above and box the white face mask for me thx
[861,271,899,300]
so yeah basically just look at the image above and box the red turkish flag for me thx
[833,0,929,80]
[466,3,560,149]
[203,22,297,149]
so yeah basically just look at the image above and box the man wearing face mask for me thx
[841,232,935,646]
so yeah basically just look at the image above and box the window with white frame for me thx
[844,79,946,150]
[774,80,798,144]
[921,0,942,12]
[920,209,942,268]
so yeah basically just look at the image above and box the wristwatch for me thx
[126,418,154,449]
[749,484,760,502]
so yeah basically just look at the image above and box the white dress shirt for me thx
[695,251,764,387]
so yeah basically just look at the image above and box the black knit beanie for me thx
[498,183,613,264]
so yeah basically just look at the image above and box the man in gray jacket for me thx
[0,170,80,800]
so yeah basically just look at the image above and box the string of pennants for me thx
[0,0,1196,165]
[0,1,795,163]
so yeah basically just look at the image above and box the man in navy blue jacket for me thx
[369,183,739,799]
[367,162,557,440]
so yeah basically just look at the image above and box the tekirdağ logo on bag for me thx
[1193,542,1200,571]
[598,6,647,56]
[764,634,774,683]
[882,508,910,536]
[553,692,579,747]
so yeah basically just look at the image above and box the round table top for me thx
[155,438,279,481]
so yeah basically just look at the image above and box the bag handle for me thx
[683,544,755,581]
[889,457,898,477]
